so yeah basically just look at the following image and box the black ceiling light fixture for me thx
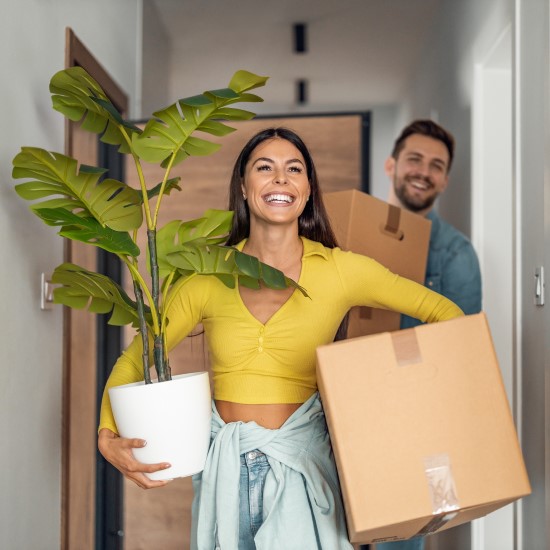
[293,23,307,53]
[296,79,308,105]
[293,23,308,104]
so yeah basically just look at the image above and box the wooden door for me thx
[62,28,128,550]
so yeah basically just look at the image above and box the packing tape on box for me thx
[391,330,422,366]
[380,204,405,240]
[414,454,460,536]
[415,511,459,537]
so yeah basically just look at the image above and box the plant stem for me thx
[132,280,152,385]
[152,152,177,228]
[148,229,160,314]
[134,154,154,229]
[123,259,160,334]
[120,126,154,231]
[153,334,171,382]
[148,228,171,382]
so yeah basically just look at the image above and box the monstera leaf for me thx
[155,209,234,278]
[36,208,140,256]
[52,263,148,327]
[49,67,141,154]
[146,177,182,201]
[167,243,308,296]
[154,209,308,295]
[13,147,143,232]
[132,70,268,167]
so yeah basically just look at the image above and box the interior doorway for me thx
[62,28,127,550]
[471,24,516,550]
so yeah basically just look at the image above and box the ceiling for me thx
[149,0,443,109]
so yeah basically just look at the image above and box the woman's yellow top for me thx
[99,237,463,433]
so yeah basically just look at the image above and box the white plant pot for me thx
[108,371,211,481]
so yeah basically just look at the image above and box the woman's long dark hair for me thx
[225,127,349,340]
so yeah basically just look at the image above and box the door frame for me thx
[471,23,516,550]
[62,27,128,550]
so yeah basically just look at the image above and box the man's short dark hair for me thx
[391,119,455,172]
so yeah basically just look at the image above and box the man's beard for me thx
[393,176,438,213]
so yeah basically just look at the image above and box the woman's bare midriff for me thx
[215,400,302,429]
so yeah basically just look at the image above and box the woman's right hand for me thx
[98,428,172,489]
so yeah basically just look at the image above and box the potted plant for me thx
[12,66,305,479]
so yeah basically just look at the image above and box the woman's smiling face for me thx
[242,137,311,229]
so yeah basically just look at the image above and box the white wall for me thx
[399,0,513,238]
[0,1,140,548]
[515,1,549,548]
[140,0,172,118]
[471,25,516,550]
[369,105,400,200]
[147,0,440,116]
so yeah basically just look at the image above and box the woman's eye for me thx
[289,166,303,173]
[257,164,271,171]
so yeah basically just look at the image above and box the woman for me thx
[98,128,464,549]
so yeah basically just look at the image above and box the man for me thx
[372,120,482,550]
[387,119,481,328]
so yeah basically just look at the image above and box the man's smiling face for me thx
[385,133,450,214]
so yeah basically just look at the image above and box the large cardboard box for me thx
[324,189,431,337]
[316,313,531,544]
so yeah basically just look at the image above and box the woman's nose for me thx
[273,170,287,184]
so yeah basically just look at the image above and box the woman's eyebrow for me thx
[251,156,274,166]
[251,157,305,166]
[286,158,305,166]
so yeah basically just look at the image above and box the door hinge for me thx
[40,272,55,310]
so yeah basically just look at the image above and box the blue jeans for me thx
[238,450,270,549]
[375,539,424,550]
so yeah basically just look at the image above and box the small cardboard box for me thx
[316,313,531,544]
[323,189,431,337]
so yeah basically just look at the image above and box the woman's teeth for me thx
[264,194,294,203]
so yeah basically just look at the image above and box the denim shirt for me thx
[400,210,482,329]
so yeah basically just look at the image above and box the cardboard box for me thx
[316,313,531,544]
[323,189,431,337]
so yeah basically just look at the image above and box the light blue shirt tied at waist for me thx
[191,392,353,550]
